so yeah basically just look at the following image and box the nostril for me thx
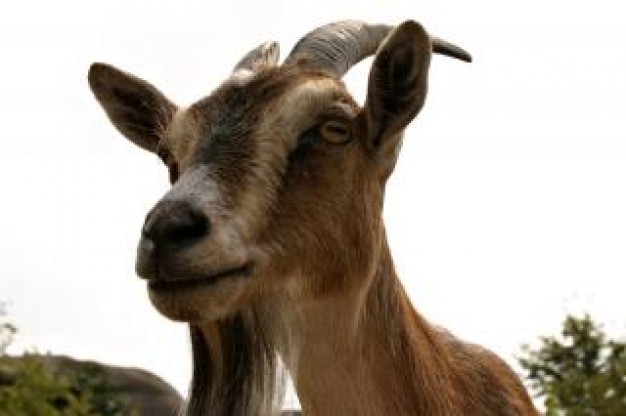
[166,209,208,243]
[142,200,210,246]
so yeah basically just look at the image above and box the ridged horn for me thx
[233,41,280,73]
[285,20,472,77]
[285,21,391,77]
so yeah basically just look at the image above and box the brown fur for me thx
[88,21,539,416]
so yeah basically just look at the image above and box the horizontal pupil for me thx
[322,121,350,142]
[326,125,347,134]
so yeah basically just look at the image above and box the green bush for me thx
[0,354,93,415]
[519,314,626,415]
[0,304,134,416]
[0,354,136,416]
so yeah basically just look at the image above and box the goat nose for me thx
[142,200,209,246]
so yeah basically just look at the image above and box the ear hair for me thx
[88,63,176,152]
[363,21,432,168]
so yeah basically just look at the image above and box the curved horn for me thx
[432,37,472,63]
[285,21,391,77]
[233,41,280,73]
[285,20,472,77]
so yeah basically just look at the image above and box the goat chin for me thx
[148,272,253,322]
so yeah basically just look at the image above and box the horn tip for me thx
[432,37,473,63]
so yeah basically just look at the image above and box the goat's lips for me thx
[147,264,252,292]
[136,238,158,279]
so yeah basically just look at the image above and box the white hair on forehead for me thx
[229,68,258,86]
[227,78,346,236]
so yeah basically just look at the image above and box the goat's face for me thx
[88,21,470,322]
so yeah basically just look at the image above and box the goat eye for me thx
[320,120,351,144]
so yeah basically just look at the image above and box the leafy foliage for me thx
[519,314,626,415]
[68,360,135,416]
[0,354,93,415]
[0,305,135,415]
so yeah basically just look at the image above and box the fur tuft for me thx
[184,312,285,416]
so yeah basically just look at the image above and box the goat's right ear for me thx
[362,21,432,172]
[88,63,176,153]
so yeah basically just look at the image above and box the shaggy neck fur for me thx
[186,314,284,416]
[186,235,537,416]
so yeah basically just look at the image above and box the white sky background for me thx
[1,0,625,402]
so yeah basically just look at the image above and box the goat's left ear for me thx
[362,21,432,170]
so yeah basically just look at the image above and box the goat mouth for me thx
[148,264,252,292]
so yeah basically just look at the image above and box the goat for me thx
[88,20,539,416]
